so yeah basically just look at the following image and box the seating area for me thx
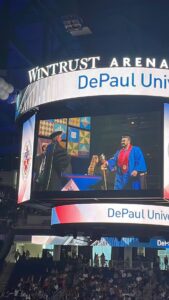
[0,256,169,299]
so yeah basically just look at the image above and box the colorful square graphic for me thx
[39,120,54,137]
[80,117,91,130]
[67,142,78,156]
[54,123,67,140]
[69,118,80,127]
[54,118,67,125]
[68,127,80,143]
[80,130,90,144]
[78,143,90,157]
[39,116,91,158]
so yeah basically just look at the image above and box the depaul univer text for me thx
[78,73,169,90]
[108,208,169,220]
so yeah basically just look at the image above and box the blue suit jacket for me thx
[108,146,147,190]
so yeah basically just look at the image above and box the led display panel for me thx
[18,115,35,203]
[32,109,161,199]
[164,103,169,199]
[51,203,169,227]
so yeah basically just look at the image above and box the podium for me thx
[62,174,102,191]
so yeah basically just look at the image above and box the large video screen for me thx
[32,109,162,199]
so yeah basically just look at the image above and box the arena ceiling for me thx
[0,0,169,164]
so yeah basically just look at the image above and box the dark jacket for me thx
[43,141,72,191]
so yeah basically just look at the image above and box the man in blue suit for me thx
[102,135,147,190]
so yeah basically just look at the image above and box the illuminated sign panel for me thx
[18,115,35,204]
[28,57,169,83]
[17,63,169,117]
[16,57,169,207]
[164,103,169,199]
[156,239,169,247]
[51,204,169,226]
[31,235,169,248]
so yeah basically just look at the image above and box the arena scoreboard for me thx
[16,56,169,230]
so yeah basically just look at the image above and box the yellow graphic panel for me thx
[67,142,79,156]
[39,120,54,137]
[69,118,80,127]
[80,130,90,144]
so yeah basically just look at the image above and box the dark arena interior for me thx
[1,1,169,299]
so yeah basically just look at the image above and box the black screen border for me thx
[30,96,164,203]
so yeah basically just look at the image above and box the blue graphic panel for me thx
[80,117,91,130]
[54,123,67,140]
[68,127,80,143]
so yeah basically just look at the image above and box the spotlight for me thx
[0,90,8,100]
[0,77,14,101]
[62,15,92,36]
[0,78,5,88]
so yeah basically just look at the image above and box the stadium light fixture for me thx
[0,77,14,100]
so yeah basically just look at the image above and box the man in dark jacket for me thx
[43,131,72,191]
[34,143,47,190]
